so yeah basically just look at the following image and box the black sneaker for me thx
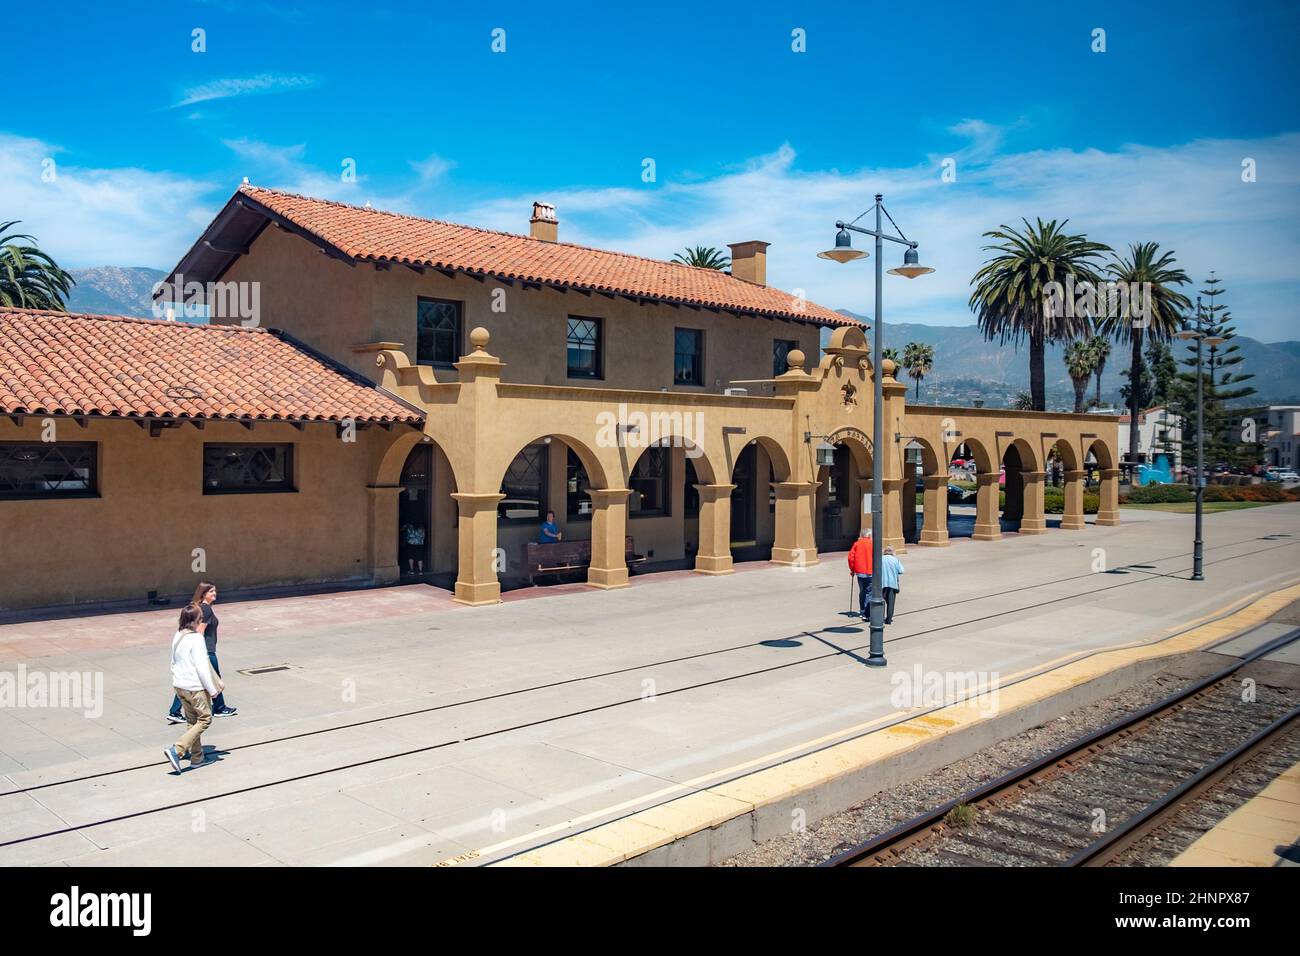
[213,707,238,717]
[166,713,186,725]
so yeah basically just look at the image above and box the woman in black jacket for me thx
[167,581,238,721]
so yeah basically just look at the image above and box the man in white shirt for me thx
[165,604,224,772]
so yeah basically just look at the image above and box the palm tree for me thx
[1064,339,1096,414]
[0,222,75,310]
[882,347,900,363]
[969,218,1109,410]
[1087,334,1111,408]
[902,341,935,401]
[1013,391,1035,410]
[1099,243,1190,470]
[672,246,730,270]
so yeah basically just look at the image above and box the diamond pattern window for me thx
[203,444,294,494]
[417,298,463,367]
[0,443,96,499]
[567,316,602,379]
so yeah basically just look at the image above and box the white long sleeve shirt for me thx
[170,629,219,694]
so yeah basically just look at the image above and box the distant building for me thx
[1118,405,1182,483]
[1262,406,1300,471]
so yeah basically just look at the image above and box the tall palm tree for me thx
[0,222,75,310]
[882,347,900,363]
[902,341,935,401]
[1064,339,1096,414]
[672,246,730,270]
[1099,242,1190,470]
[1087,334,1111,408]
[969,218,1109,410]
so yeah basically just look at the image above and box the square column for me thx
[1019,470,1047,534]
[588,488,632,589]
[1061,470,1086,530]
[972,471,1002,541]
[1096,468,1122,526]
[694,483,735,575]
[366,485,403,584]
[882,477,907,553]
[452,492,505,606]
[771,481,819,567]
[919,476,950,546]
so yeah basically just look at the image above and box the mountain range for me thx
[63,268,1300,409]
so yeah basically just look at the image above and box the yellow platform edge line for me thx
[489,581,1300,867]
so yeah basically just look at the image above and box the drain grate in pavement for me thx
[238,664,292,676]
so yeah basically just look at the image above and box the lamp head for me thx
[888,246,934,278]
[818,227,868,263]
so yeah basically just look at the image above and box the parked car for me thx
[1278,471,1300,483]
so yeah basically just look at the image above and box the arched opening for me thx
[395,438,458,590]
[625,436,716,573]
[944,439,990,539]
[814,436,871,554]
[999,438,1042,534]
[1086,438,1122,526]
[904,438,943,545]
[729,437,784,563]
[495,434,607,590]
[1047,440,1083,530]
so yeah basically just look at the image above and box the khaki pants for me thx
[173,688,213,764]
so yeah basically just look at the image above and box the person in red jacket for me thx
[847,529,873,618]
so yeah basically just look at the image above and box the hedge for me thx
[1120,482,1300,505]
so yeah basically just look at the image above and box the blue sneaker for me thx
[164,747,182,773]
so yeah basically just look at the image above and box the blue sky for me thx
[5,0,1300,340]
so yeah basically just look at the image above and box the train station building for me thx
[0,186,1121,612]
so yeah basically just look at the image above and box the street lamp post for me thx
[819,194,933,667]
[1175,296,1225,582]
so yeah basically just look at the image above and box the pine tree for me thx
[1147,339,1177,407]
[1168,273,1261,474]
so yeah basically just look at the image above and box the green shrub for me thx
[1122,483,1194,504]
[1044,488,1099,514]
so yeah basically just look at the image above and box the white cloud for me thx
[0,132,217,269]
[439,131,1300,343]
[170,73,320,108]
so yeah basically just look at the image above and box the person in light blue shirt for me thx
[538,510,562,544]
[878,546,905,625]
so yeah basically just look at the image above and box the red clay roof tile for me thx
[0,307,423,425]
[235,186,857,327]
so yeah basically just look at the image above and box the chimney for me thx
[728,240,770,285]
[529,201,558,242]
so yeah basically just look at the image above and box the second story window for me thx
[774,339,798,376]
[566,316,602,379]
[674,328,704,386]
[417,297,462,367]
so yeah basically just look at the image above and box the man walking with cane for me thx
[847,529,873,618]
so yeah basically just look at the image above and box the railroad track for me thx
[824,627,1300,867]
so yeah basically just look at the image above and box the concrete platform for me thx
[1,504,1298,866]
[1171,759,1300,867]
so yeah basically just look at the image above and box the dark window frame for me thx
[674,327,705,386]
[566,315,604,380]
[416,296,464,368]
[773,338,799,377]
[630,445,670,518]
[202,443,296,495]
[498,442,549,525]
[0,441,98,500]
[566,448,593,521]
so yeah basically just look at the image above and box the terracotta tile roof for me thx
[231,186,857,327]
[0,307,424,425]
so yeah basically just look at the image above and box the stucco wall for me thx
[220,224,823,393]
[0,418,390,610]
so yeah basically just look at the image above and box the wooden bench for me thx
[523,536,646,584]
